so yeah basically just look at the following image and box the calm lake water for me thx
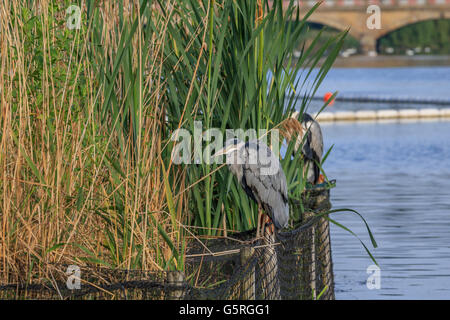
[302,57,450,299]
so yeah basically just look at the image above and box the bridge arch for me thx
[293,2,450,54]
[305,17,361,40]
[375,11,450,39]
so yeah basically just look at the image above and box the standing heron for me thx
[282,113,328,299]
[302,113,324,185]
[285,112,324,185]
[214,138,289,236]
[215,138,287,299]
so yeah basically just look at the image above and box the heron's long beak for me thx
[213,145,236,158]
[213,148,226,158]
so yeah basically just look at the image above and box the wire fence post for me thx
[313,187,335,300]
[263,230,281,300]
[240,247,255,300]
[303,211,317,299]
[317,215,335,299]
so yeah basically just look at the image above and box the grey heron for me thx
[302,113,324,184]
[214,138,289,236]
[285,113,324,185]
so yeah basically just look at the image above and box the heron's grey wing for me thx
[307,118,323,184]
[263,151,288,203]
[264,161,290,229]
[302,113,323,161]
[242,142,274,203]
[242,162,289,229]
[301,130,314,160]
[310,120,324,161]
[243,142,289,229]
[254,142,287,199]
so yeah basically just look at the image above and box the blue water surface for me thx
[298,64,450,299]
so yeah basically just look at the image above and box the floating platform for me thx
[311,95,450,106]
[311,108,450,122]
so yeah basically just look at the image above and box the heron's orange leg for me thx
[263,215,274,235]
[318,174,325,184]
[256,205,263,239]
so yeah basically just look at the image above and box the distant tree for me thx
[378,19,450,54]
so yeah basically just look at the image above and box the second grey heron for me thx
[214,139,289,235]
[285,112,324,185]
[301,113,324,185]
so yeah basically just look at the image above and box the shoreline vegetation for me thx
[332,55,450,68]
[1,0,355,291]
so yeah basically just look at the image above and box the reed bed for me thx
[0,0,349,288]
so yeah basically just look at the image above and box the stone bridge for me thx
[275,0,450,54]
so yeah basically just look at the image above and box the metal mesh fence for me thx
[0,183,334,300]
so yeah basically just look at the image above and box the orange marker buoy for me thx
[324,92,335,106]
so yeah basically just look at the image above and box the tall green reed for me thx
[160,0,346,236]
[1,0,376,282]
